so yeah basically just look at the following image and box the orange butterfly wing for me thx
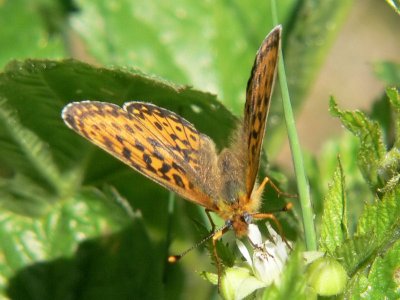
[243,25,281,197]
[62,101,215,210]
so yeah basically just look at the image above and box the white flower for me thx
[236,223,291,286]
[220,223,292,300]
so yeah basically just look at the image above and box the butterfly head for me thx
[226,211,253,238]
[218,192,261,238]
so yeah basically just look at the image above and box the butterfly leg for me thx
[254,176,294,248]
[252,212,283,237]
[205,208,217,231]
[211,227,229,290]
[252,212,292,249]
[254,176,297,200]
[204,208,228,290]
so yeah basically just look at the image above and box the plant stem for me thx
[271,0,317,251]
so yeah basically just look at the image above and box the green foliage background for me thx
[0,0,399,299]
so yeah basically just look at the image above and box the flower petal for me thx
[236,240,253,267]
[248,224,262,245]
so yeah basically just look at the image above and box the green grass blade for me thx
[271,0,317,251]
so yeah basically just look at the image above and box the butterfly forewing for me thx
[244,25,281,197]
[123,102,202,170]
[62,101,215,209]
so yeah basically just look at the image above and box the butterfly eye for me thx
[243,213,253,224]
[225,219,233,229]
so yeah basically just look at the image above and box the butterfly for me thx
[62,25,284,286]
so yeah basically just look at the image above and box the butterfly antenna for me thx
[168,223,229,263]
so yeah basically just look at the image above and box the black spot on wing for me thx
[116,135,124,144]
[173,174,185,188]
[143,153,152,165]
[142,153,156,173]
[154,121,162,130]
[153,150,164,161]
[103,137,114,150]
[64,114,77,130]
[109,108,120,117]
[134,124,144,132]
[122,147,131,159]
[147,137,162,148]
[125,124,134,133]
[172,162,186,174]
[134,140,145,152]
[159,162,171,174]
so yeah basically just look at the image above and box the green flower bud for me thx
[220,267,265,300]
[307,257,347,296]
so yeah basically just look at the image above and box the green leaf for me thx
[336,184,400,296]
[70,0,295,114]
[326,94,400,298]
[329,97,386,191]
[373,61,400,86]
[344,272,369,299]
[370,92,393,144]
[306,132,367,233]
[0,58,237,297]
[0,0,66,69]
[0,188,162,298]
[0,100,65,197]
[363,239,400,299]
[357,184,400,248]
[377,147,400,194]
[342,238,400,298]
[335,236,375,276]
[319,159,348,254]
[388,87,400,108]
